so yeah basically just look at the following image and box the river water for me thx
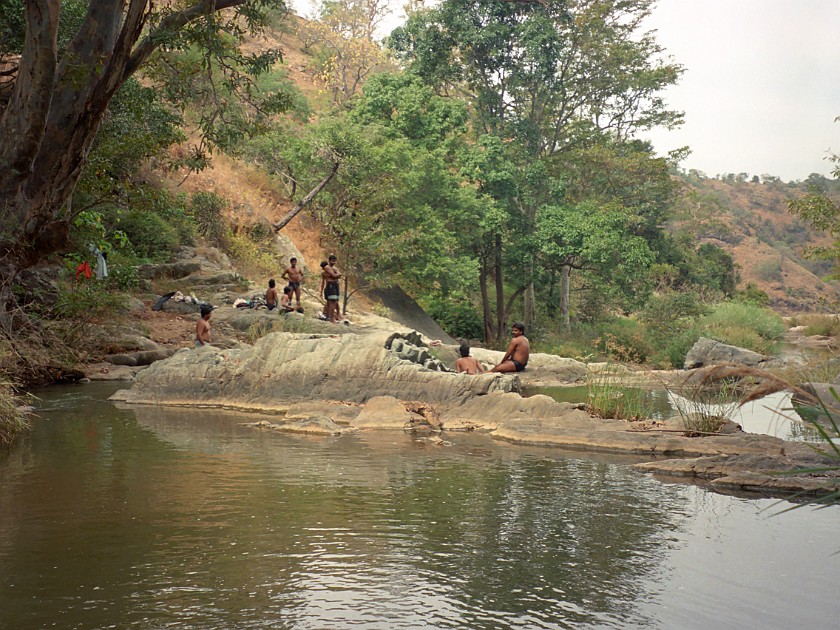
[1,383,838,629]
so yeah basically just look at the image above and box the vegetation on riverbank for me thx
[0,380,27,447]
[0,0,837,398]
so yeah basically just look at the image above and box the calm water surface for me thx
[1,383,838,629]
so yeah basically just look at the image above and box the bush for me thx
[796,314,840,337]
[593,318,652,364]
[190,192,229,247]
[424,294,484,340]
[735,282,770,306]
[699,301,785,354]
[754,258,783,282]
[119,210,180,260]
[0,379,28,447]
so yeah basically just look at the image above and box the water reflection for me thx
[0,384,837,629]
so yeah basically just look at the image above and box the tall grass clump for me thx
[699,301,786,354]
[587,366,655,421]
[794,313,840,337]
[0,379,29,447]
[667,380,741,436]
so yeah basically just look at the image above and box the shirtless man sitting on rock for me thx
[491,322,529,373]
[455,343,484,374]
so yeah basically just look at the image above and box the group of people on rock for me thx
[261,255,343,322]
[196,253,530,373]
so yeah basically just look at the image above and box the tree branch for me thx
[273,160,341,232]
[125,0,247,79]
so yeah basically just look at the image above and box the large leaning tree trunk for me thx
[0,0,257,328]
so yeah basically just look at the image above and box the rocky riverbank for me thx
[110,328,840,499]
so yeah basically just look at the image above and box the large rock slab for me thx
[111,331,517,412]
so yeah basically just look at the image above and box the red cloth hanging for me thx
[75,261,92,280]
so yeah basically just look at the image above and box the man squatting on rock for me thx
[491,322,530,373]
[281,257,304,311]
[195,304,212,347]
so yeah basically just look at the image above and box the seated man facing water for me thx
[455,343,484,374]
[491,322,529,373]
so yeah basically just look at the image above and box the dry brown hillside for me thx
[675,176,839,312]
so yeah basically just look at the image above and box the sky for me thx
[288,0,840,182]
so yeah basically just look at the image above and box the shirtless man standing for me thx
[281,257,304,310]
[324,255,342,323]
[455,343,484,374]
[195,304,212,347]
[491,322,529,372]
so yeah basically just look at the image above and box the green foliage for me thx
[792,314,840,337]
[639,290,710,367]
[424,294,484,340]
[735,282,771,306]
[699,302,786,354]
[189,192,229,247]
[119,211,180,261]
[592,318,652,364]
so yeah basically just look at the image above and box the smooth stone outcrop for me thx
[111,331,517,412]
[684,337,768,369]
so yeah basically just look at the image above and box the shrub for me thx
[701,302,785,345]
[754,258,783,282]
[592,318,652,364]
[735,282,770,306]
[424,294,484,340]
[796,314,840,337]
[119,210,180,260]
[190,192,229,247]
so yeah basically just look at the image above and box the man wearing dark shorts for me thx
[324,254,342,323]
[491,322,530,373]
[281,257,304,310]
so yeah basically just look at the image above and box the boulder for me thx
[684,337,768,369]
[105,348,175,367]
[16,265,61,307]
[352,396,414,430]
[137,261,202,280]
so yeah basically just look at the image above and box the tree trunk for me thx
[524,282,536,335]
[494,234,505,346]
[0,1,250,324]
[272,160,340,232]
[559,263,571,331]
[479,261,493,344]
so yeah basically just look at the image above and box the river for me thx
[1,383,838,629]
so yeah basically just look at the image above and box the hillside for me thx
[673,175,839,311]
[150,14,838,315]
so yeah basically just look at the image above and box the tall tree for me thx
[391,0,683,340]
[0,0,286,326]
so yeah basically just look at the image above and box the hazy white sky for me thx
[644,0,840,181]
[289,0,840,182]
